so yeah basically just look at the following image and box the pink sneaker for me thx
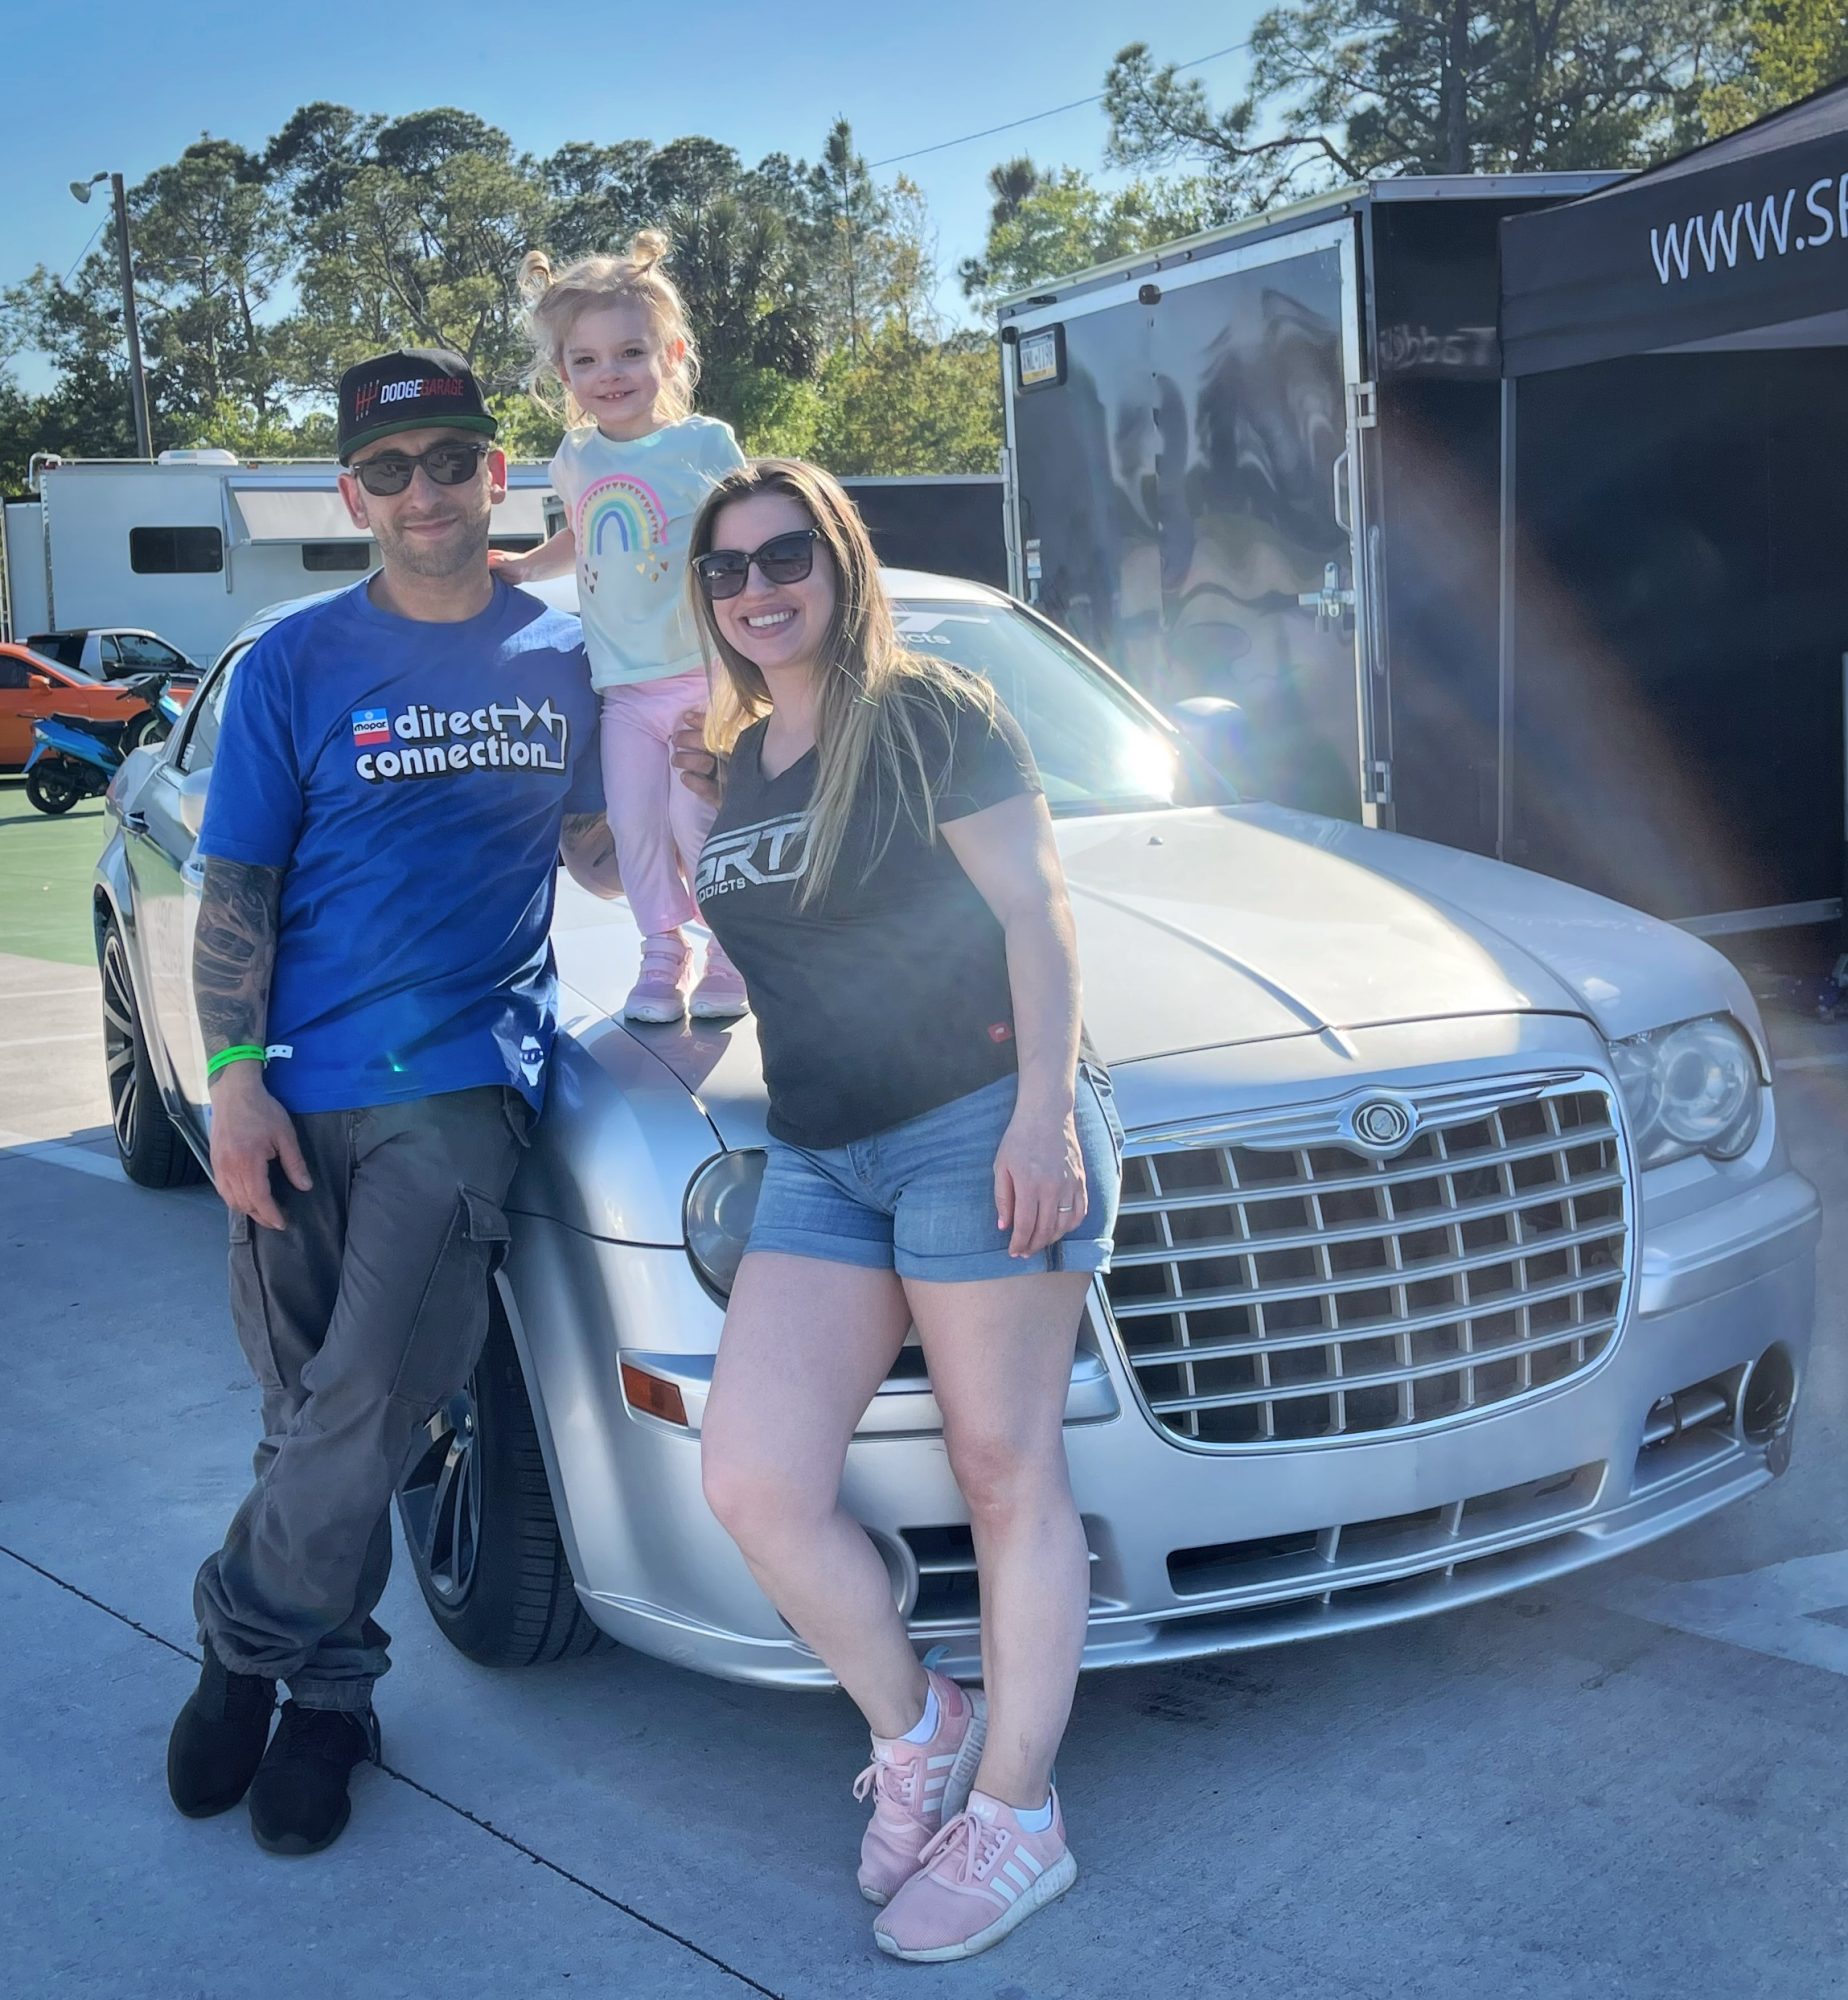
[689,941,748,1021]
[623,935,691,1023]
[873,1787,1077,1962]
[852,1669,987,1906]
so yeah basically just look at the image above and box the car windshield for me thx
[28,634,85,670]
[890,599,1230,817]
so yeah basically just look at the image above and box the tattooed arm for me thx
[194,858,282,1059]
[193,858,312,1229]
[559,811,624,899]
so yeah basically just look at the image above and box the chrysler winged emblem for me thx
[1349,1095,1417,1153]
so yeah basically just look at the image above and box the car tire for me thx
[99,920,205,1188]
[398,1300,612,1668]
[26,764,83,815]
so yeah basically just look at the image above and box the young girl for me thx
[497,231,748,1023]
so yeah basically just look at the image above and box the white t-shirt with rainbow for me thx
[548,414,747,691]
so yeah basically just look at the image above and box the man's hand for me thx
[209,1063,312,1230]
[671,708,723,807]
[559,810,623,899]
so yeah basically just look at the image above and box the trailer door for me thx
[1005,218,1374,822]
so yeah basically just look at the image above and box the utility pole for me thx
[71,170,152,459]
[110,173,153,460]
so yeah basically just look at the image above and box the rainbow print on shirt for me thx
[576,473,671,593]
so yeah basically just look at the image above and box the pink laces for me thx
[917,1809,1005,1882]
[853,1755,917,1811]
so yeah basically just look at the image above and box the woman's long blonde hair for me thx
[689,459,997,909]
[519,230,699,428]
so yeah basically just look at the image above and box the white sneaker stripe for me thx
[989,1873,1019,1903]
[1018,1846,1045,1877]
[1001,1859,1032,1892]
[926,1755,958,1770]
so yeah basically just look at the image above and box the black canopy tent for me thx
[1496,82,1848,946]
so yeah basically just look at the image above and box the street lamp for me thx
[70,170,152,460]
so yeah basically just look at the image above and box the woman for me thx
[686,459,1122,1963]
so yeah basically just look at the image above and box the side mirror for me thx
[1168,696,1253,801]
[28,672,53,692]
[177,765,212,838]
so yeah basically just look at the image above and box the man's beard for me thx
[375,508,491,580]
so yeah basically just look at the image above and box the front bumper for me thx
[503,1158,1819,1689]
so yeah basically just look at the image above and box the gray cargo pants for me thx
[195,1085,530,1711]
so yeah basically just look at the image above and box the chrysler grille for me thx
[1104,1076,1630,1448]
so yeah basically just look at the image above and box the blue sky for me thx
[9,0,1261,399]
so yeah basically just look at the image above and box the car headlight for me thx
[1609,1014,1763,1169]
[684,1149,765,1299]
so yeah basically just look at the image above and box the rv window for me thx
[302,541,371,573]
[129,526,224,575]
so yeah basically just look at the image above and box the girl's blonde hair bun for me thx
[627,229,670,272]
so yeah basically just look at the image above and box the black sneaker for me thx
[247,1702,381,1856]
[167,1648,277,1818]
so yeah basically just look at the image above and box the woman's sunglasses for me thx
[349,440,492,497]
[693,528,821,600]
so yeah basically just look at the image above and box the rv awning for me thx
[228,483,552,543]
[1500,80,1848,377]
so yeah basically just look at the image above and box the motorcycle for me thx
[22,671,191,817]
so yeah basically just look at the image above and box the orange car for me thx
[0,643,158,769]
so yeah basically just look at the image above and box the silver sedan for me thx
[94,571,1820,1685]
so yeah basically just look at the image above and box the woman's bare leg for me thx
[902,1270,1092,1807]
[700,1250,927,1738]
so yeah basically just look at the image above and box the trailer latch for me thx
[1296,562,1356,626]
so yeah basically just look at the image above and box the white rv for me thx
[2,450,558,666]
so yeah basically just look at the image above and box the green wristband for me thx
[206,1044,267,1080]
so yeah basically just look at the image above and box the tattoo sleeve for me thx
[559,811,624,899]
[193,858,283,1059]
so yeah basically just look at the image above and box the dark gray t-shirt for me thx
[694,679,1042,1149]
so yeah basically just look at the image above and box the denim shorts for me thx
[748,1063,1125,1282]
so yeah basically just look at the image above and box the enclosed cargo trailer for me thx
[998,177,1611,846]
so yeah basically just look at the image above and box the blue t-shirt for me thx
[197,579,603,1114]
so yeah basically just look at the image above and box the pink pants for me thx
[599,670,717,939]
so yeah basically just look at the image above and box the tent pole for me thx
[1840,650,1847,957]
[1496,377,1517,862]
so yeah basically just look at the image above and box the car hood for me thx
[551,803,1756,1150]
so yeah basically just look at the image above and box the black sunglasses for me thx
[693,528,822,600]
[349,440,491,497]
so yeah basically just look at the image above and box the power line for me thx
[62,219,106,287]
[869,39,1251,169]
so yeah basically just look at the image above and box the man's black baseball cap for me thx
[336,348,498,463]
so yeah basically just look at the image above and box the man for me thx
[166,348,621,1856]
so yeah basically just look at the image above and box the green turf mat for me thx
[0,786,108,967]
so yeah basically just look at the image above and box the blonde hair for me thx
[689,458,997,909]
[519,230,699,427]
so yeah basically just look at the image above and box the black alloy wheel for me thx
[99,921,203,1188]
[26,764,83,815]
[397,1302,609,1668]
